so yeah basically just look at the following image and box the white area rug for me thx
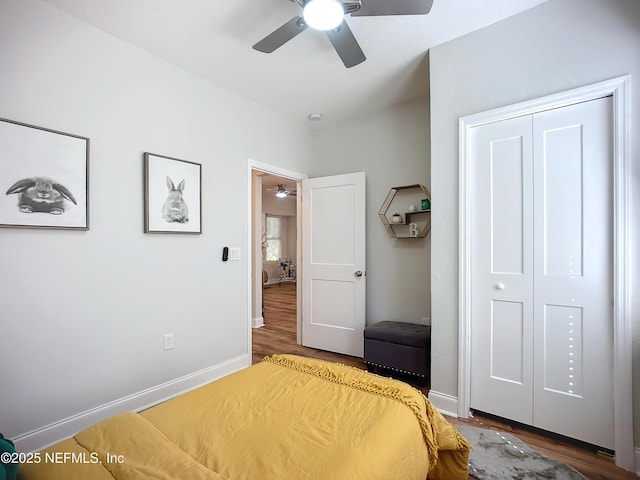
[457,426,588,480]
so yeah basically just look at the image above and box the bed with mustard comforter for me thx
[18,354,470,480]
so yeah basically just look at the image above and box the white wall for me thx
[262,191,296,217]
[429,0,640,450]
[0,0,312,450]
[311,99,430,325]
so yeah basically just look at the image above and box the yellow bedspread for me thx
[18,411,229,480]
[18,354,470,480]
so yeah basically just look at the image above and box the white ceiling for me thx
[42,0,549,129]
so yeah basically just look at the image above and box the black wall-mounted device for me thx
[222,247,229,262]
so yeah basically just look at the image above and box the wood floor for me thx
[262,282,296,335]
[254,284,639,480]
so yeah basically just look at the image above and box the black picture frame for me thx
[144,152,202,234]
[0,118,89,230]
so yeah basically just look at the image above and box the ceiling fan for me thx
[253,0,435,68]
[275,184,296,197]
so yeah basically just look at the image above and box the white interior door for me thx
[532,97,614,449]
[469,115,535,425]
[301,171,366,357]
[469,97,614,449]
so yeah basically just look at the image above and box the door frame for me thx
[458,75,633,471]
[247,159,307,351]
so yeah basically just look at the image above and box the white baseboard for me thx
[14,354,250,454]
[427,390,459,418]
[252,315,265,328]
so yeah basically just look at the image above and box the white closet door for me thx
[469,115,534,425]
[469,96,614,450]
[532,96,614,449]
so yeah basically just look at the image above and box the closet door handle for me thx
[495,283,505,290]
[355,271,363,277]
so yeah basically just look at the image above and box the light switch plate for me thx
[164,333,175,351]
[229,247,241,260]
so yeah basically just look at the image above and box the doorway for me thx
[260,175,298,336]
[248,160,306,352]
[248,163,368,360]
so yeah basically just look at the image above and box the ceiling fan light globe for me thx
[303,0,344,31]
[276,184,288,198]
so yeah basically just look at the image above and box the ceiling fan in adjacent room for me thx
[275,184,297,197]
[253,0,435,68]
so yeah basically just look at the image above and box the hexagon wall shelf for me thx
[378,184,431,238]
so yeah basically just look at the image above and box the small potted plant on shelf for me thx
[392,213,402,224]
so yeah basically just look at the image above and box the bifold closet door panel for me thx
[532,95,614,450]
[469,115,534,425]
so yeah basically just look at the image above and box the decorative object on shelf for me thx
[421,198,430,210]
[144,152,202,234]
[378,184,431,239]
[0,117,89,230]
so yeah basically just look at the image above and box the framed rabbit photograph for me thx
[0,117,89,230]
[144,153,202,234]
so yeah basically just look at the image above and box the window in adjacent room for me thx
[265,215,283,261]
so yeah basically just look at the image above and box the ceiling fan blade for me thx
[253,16,308,53]
[351,0,434,16]
[325,21,366,68]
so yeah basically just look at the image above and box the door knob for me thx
[355,270,363,277]
[495,283,505,290]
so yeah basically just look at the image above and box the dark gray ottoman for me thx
[364,321,431,382]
